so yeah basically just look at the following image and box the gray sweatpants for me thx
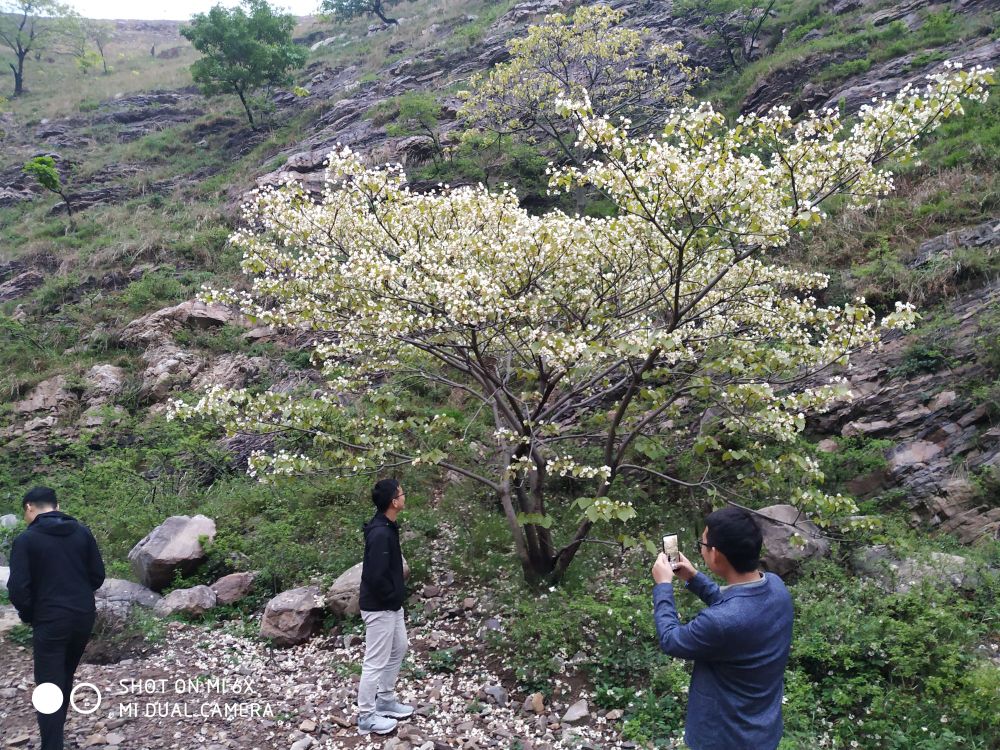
[357,608,408,715]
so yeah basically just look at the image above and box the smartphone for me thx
[662,534,678,566]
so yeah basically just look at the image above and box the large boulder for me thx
[153,585,217,617]
[0,565,9,592]
[852,546,984,594]
[260,586,324,646]
[755,505,831,577]
[0,513,17,528]
[94,578,161,624]
[128,514,216,592]
[210,571,256,605]
[325,556,410,617]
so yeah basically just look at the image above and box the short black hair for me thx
[23,486,58,510]
[704,506,762,573]
[372,478,400,514]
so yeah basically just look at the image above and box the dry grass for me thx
[304,0,514,85]
[6,20,198,121]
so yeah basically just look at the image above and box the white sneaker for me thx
[358,711,397,735]
[375,697,415,719]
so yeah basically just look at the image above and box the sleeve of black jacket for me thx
[7,535,34,624]
[86,526,106,592]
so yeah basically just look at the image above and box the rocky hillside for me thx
[1,0,999,747]
[2,0,998,541]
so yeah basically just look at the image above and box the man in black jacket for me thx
[7,486,106,750]
[356,478,414,736]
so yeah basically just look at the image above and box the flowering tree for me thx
[459,4,699,166]
[170,65,993,583]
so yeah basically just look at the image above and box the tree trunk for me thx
[10,55,24,96]
[96,41,108,74]
[235,86,256,129]
[373,1,399,25]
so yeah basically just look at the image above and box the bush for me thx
[119,267,185,311]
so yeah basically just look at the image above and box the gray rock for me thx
[852,545,984,594]
[0,565,9,591]
[910,218,1000,268]
[326,556,410,617]
[13,374,76,414]
[95,578,162,623]
[153,585,217,617]
[260,586,323,646]
[562,698,589,723]
[127,514,217,591]
[887,440,942,472]
[483,684,508,706]
[0,514,17,528]
[191,354,269,392]
[0,604,21,636]
[84,364,127,405]
[755,504,831,577]
[0,270,44,302]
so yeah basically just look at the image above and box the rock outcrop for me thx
[808,279,1000,543]
[852,545,986,594]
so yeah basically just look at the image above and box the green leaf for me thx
[515,512,554,529]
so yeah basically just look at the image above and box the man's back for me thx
[654,571,794,750]
[8,511,105,624]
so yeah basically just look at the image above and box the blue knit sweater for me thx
[653,571,793,750]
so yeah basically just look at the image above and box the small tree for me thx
[171,66,993,584]
[180,0,306,129]
[460,4,699,166]
[321,0,401,26]
[23,155,73,228]
[674,0,777,72]
[85,19,112,74]
[0,0,77,96]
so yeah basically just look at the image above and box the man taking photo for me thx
[651,506,794,750]
[7,486,106,750]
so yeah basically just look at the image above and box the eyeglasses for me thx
[695,539,711,552]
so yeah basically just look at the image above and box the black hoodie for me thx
[7,511,106,625]
[358,512,405,611]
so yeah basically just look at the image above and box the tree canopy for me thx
[460,4,699,165]
[180,0,306,128]
[23,154,73,227]
[321,0,401,26]
[171,64,993,583]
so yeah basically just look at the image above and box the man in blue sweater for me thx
[652,506,794,750]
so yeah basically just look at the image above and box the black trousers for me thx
[31,613,95,750]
